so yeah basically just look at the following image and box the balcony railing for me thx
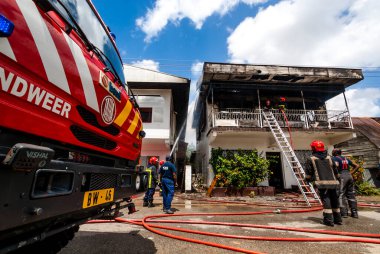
[209,109,353,129]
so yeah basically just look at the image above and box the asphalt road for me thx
[59,193,380,254]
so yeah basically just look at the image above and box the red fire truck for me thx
[0,0,145,252]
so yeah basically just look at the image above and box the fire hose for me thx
[88,198,380,254]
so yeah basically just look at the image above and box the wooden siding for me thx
[335,132,379,169]
[352,118,380,149]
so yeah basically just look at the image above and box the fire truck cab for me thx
[0,0,144,252]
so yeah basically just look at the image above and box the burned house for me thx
[193,62,363,191]
[335,117,380,187]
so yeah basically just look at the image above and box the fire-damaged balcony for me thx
[193,62,364,141]
[210,108,352,129]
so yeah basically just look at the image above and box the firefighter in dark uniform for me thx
[332,148,359,218]
[143,157,159,208]
[305,140,342,226]
[278,96,287,111]
[278,97,287,126]
[159,155,177,214]
[158,160,165,197]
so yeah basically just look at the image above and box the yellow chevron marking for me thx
[114,100,132,127]
[127,112,139,134]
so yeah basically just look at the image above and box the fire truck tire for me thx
[14,225,79,254]
[142,174,148,191]
[135,174,141,191]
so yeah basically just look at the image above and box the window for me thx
[140,108,152,123]
[136,95,165,123]
[49,0,125,83]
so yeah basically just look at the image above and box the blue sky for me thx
[92,0,380,144]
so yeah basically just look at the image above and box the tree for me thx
[210,148,271,189]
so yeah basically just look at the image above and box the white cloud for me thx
[136,0,267,42]
[130,59,160,71]
[227,0,380,67]
[326,88,380,117]
[242,0,268,4]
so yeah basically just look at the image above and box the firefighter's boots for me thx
[323,213,334,227]
[351,208,359,218]
[333,212,342,225]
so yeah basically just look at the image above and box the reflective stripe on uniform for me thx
[146,168,152,188]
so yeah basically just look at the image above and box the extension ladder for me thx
[262,111,322,207]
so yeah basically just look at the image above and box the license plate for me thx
[82,188,114,208]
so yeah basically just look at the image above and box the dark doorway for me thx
[267,152,284,189]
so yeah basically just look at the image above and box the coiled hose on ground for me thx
[88,197,380,254]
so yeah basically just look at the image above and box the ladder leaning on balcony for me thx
[262,111,322,207]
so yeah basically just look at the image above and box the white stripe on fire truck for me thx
[63,33,99,112]
[17,0,70,94]
[0,38,16,61]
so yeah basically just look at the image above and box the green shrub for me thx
[209,148,271,189]
[356,181,380,196]
[349,157,380,196]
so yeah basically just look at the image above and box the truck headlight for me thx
[2,143,54,172]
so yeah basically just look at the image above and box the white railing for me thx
[211,108,352,129]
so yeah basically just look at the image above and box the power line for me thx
[124,61,380,70]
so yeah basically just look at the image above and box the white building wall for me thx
[133,89,173,167]
[133,89,172,140]
[196,130,212,185]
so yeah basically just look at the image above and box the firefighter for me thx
[278,97,287,111]
[305,140,342,226]
[143,157,159,208]
[159,155,177,214]
[264,99,272,111]
[158,160,165,197]
[332,148,360,218]
[277,97,287,126]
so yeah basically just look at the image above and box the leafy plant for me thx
[349,157,380,196]
[356,181,380,196]
[210,148,271,189]
[349,157,365,182]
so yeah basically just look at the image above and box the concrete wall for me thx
[134,89,172,168]
[134,89,172,140]
[139,142,170,166]
[195,128,212,185]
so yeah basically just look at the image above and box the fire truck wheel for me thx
[142,174,148,191]
[135,174,141,191]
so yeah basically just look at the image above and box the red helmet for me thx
[310,140,325,152]
[149,157,158,165]
[280,97,286,102]
[159,160,165,166]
